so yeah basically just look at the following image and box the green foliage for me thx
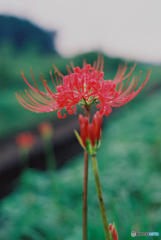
[0,88,161,239]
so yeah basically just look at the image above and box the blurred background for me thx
[0,0,161,239]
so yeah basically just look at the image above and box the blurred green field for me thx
[1,45,161,138]
[0,85,161,239]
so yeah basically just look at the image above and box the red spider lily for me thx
[16,57,151,119]
[39,122,53,138]
[16,132,36,149]
[109,224,118,240]
[77,111,103,154]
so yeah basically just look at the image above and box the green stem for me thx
[83,150,88,240]
[91,155,110,240]
[82,104,90,240]
[43,137,56,171]
[20,148,30,169]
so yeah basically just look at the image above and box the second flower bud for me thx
[76,111,103,155]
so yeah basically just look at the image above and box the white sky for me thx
[0,0,161,62]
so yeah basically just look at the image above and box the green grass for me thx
[0,85,161,239]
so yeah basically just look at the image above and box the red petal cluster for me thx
[79,111,102,147]
[109,224,118,240]
[16,132,36,148]
[16,57,151,118]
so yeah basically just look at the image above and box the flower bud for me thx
[109,223,118,240]
[78,111,103,155]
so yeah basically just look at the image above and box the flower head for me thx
[76,111,103,155]
[16,132,36,149]
[109,224,118,240]
[16,57,151,119]
[39,122,53,138]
